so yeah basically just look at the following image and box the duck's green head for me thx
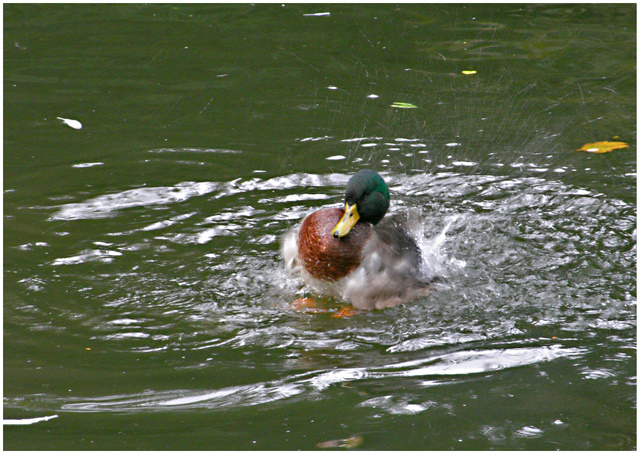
[331,170,390,238]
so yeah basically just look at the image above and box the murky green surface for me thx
[4,4,636,450]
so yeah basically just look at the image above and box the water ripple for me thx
[12,170,633,428]
[48,173,348,221]
[49,182,219,220]
[52,345,582,413]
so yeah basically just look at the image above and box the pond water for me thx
[4,4,636,450]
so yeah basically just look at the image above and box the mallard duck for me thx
[281,170,432,310]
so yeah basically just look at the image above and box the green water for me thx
[4,4,636,450]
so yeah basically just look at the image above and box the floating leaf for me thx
[316,435,364,449]
[342,436,364,448]
[576,141,628,153]
[461,70,477,75]
[391,102,418,109]
[56,117,82,130]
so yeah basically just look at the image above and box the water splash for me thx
[16,170,633,432]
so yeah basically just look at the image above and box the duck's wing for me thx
[372,218,425,275]
[344,221,432,310]
[280,227,299,272]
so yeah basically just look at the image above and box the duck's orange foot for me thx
[331,306,360,318]
[290,297,327,314]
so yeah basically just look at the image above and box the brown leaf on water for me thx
[316,435,364,449]
[576,141,628,153]
[342,435,364,448]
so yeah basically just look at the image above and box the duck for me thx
[281,169,432,310]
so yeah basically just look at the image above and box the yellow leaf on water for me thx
[576,141,628,153]
[461,70,477,75]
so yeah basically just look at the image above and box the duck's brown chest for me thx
[297,208,372,281]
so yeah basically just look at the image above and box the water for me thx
[4,4,636,450]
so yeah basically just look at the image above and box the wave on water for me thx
[44,345,584,413]
[48,173,349,221]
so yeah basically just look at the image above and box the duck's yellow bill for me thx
[331,203,359,238]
